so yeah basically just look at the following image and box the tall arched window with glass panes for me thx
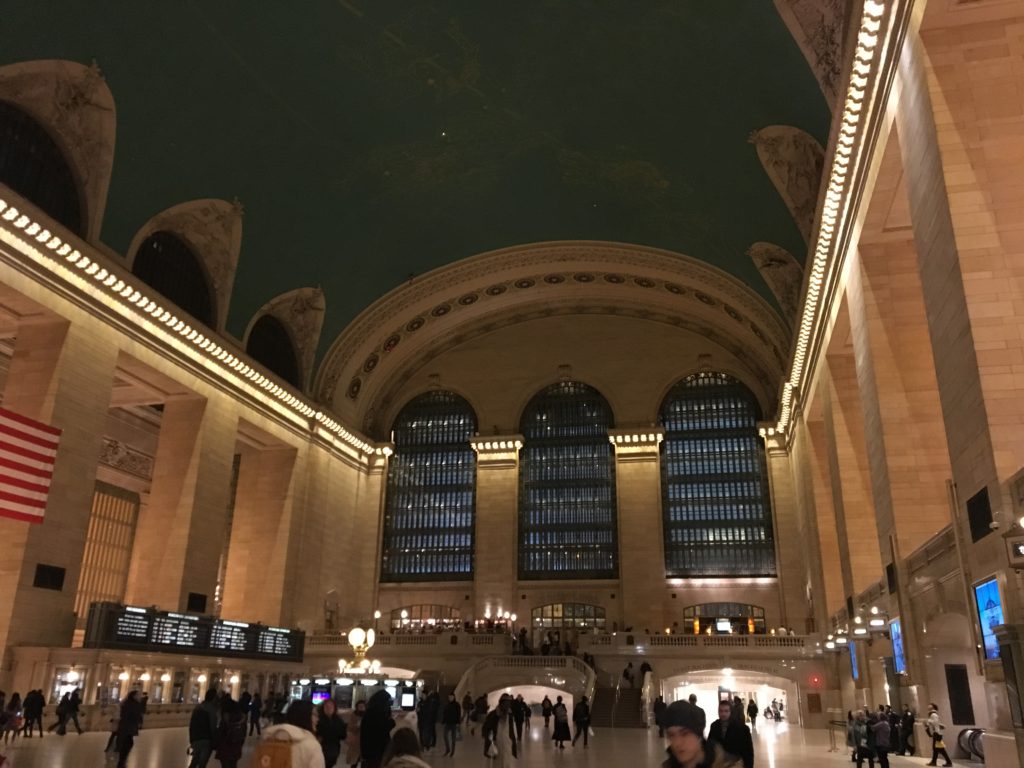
[659,372,775,577]
[381,391,477,582]
[519,381,618,580]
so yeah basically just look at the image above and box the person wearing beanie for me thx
[662,700,739,768]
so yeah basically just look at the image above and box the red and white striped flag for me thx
[0,406,61,524]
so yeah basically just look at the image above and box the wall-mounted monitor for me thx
[890,619,907,674]
[850,641,859,681]
[974,577,1004,660]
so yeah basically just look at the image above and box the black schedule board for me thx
[83,602,304,662]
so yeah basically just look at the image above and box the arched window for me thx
[519,381,617,580]
[659,372,775,577]
[132,231,215,327]
[381,391,477,582]
[0,101,82,235]
[246,315,301,387]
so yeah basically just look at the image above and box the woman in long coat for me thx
[551,695,571,748]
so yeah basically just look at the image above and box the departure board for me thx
[83,602,304,662]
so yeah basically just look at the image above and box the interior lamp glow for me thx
[118,672,129,681]
[160,673,172,682]
[66,669,80,683]
[197,674,207,684]
[230,675,240,685]
[140,673,151,682]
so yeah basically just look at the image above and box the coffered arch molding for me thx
[362,302,782,441]
[317,241,792,430]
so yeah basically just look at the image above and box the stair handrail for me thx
[569,655,598,702]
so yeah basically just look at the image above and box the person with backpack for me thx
[571,695,591,747]
[316,698,347,768]
[215,698,248,768]
[188,689,220,768]
[48,692,69,734]
[925,703,952,767]
[541,695,553,728]
[551,695,571,749]
[257,699,325,768]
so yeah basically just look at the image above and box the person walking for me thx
[746,698,758,733]
[257,699,325,768]
[571,695,591,747]
[483,695,518,768]
[925,704,952,767]
[461,692,473,724]
[214,698,247,768]
[851,710,875,768]
[188,688,220,768]
[541,695,553,728]
[417,690,439,752]
[360,690,396,768]
[345,699,365,768]
[316,698,347,768]
[21,689,43,738]
[381,727,430,768]
[707,699,753,768]
[654,695,668,737]
[441,692,461,756]
[249,692,263,737]
[898,707,915,756]
[62,688,83,735]
[512,694,527,742]
[48,692,69,734]
[1,693,21,746]
[551,695,571,749]
[622,662,635,688]
[472,694,488,736]
[115,690,144,768]
[871,710,892,768]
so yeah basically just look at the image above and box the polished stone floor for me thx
[0,718,962,768]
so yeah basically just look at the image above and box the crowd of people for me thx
[845,703,947,768]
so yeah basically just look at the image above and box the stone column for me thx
[764,435,811,632]
[0,318,118,686]
[610,429,665,632]
[470,437,521,620]
[805,420,846,618]
[220,445,298,625]
[124,394,237,613]
[822,359,884,601]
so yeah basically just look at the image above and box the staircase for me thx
[588,685,647,728]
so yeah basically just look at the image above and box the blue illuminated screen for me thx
[974,577,1004,660]
[849,641,859,680]
[890,619,906,674]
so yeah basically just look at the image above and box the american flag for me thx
[0,406,61,524]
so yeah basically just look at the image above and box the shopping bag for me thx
[588,726,595,737]
[936,739,946,749]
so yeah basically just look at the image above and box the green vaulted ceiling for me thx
[4,1,829,353]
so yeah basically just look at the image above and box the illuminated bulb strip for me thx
[772,0,888,436]
[608,432,664,445]
[0,201,382,457]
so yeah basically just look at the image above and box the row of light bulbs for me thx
[824,605,888,649]
[774,0,888,436]
[0,199,384,459]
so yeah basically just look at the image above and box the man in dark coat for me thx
[360,689,395,768]
[512,694,527,741]
[662,699,739,768]
[707,699,754,768]
[116,690,145,768]
[187,688,219,768]
[654,695,668,736]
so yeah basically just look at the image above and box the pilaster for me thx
[609,428,664,631]
[470,436,522,619]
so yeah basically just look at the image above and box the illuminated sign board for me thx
[974,578,1004,660]
[890,619,906,674]
[84,602,304,662]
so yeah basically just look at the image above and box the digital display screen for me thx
[849,641,859,680]
[83,602,304,662]
[401,692,415,708]
[311,691,331,705]
[974,577,1004,660]
[715,619,731,633]
[890,619,906,674]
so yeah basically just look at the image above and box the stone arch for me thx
[126,199,243,332]
[243,287,325,392]
[131,231,217,327]
[0,60,116,243]
[316,242,791,433]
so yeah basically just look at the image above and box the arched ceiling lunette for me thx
[316,241,791,427]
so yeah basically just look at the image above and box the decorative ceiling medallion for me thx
[362,354,379,373]
[514,278,535,289]
[458,293,479,305]
[664,282,685,294]
[485,284,507,296]
[347,378,362,399]
[634,277,655,288]
[431,304,451,317]
[383,334,401,351]
[604,274,625,283]
[695,291,716,305]
[406,317,425,332]
[544,274,565,284]
[573,273,594,282]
